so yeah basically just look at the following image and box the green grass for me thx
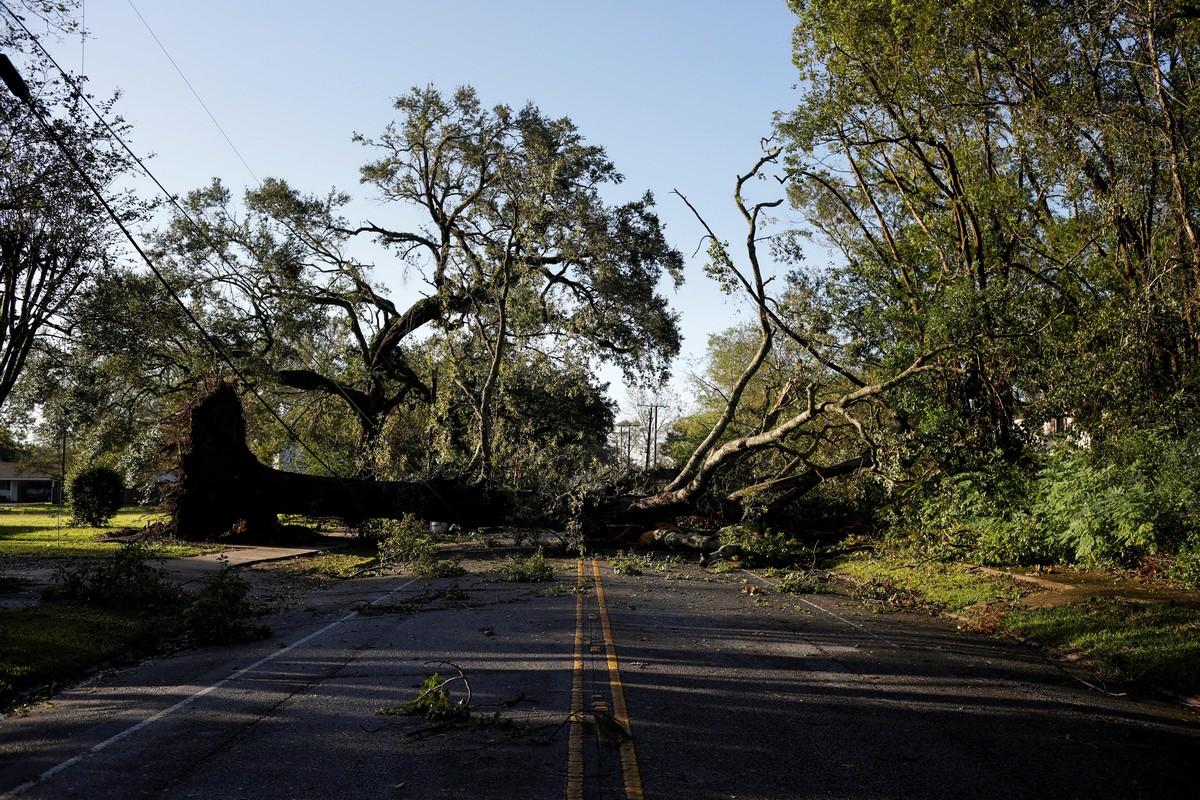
[0,503,204,559]
[0,601,181,704]
[1002,599,1200,694]
[276,549,376,580]
[834,552,1023,612]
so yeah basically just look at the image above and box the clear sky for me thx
[26,0,805,418]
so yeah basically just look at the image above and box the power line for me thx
[0,6,354,485]
[124,0,259,184]
[114,5,450,505]
[115,1,392,440]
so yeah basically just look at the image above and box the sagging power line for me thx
[0,7,354,484]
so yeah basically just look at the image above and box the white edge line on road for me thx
[742,569,900,649]
[8,576,423,796]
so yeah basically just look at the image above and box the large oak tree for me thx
[155,86,682,481]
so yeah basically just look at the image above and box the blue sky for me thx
[29,0,806,417]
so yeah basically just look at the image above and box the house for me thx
[0,461,59,502]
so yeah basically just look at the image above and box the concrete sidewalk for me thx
[160,544,339,589]
[0,544,339,608]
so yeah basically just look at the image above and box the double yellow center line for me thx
[565,558,645,800]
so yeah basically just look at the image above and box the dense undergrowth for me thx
[888,430,1200,586]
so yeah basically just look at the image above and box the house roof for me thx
[0,461,56,481]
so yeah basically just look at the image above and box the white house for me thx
[0,461,58,502]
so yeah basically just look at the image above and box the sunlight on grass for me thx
[275,549,376,580]
[1002,599,1200,694]
[834,553,1023,612]
[0,503,202,559]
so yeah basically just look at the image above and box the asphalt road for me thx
[0,554,1196,799]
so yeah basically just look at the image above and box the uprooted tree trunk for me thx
[169,152,943,541]
[170,383,506,540]
[169,381,880,541]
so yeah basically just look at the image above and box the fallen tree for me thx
[167,149,946,541]
[170,378,879,539]
[170,382,506,539]
[626,148,939,523]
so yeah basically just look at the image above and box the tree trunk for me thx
[169,384,877,542]
[170,383,505,540]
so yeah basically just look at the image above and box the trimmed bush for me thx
[71,467,125,527]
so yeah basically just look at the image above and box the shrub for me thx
[185,561,270,645]
[1170,536,1200,589]
[48,542,183,608]
[897,446,1171,568]
[888,430,1200,570]
[895,456,1045,564]
[70,466,125,527]
[1034,453,1157,567]
[973,512,1066,567]
[1092,428,1200,550]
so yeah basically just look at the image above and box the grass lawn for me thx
[834,548,1200,695]
[0,601,181,705]
[1002,599,1200,695]
[0,503,205,559]
[833,552,1024,613]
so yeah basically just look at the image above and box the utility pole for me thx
[615,421,636,468]
[637,402,666,471]
[58,427,67,505]
[643,408,651,470]
[652,405,659,468]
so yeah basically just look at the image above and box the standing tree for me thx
[779,0,1200,448]
[641,0,1200,525]
[0,3,141,413]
